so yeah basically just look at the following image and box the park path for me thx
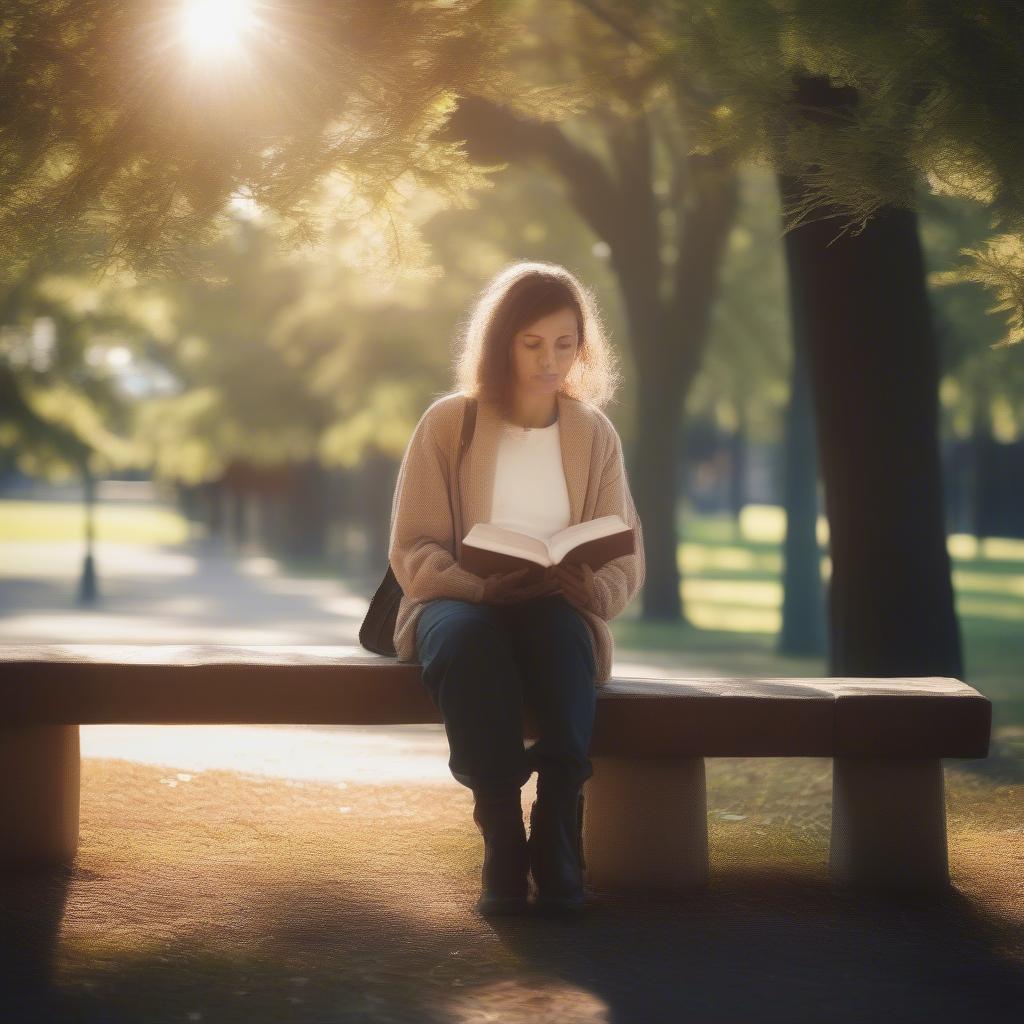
[0,536,381,647]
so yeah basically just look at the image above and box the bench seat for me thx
[0,645,992,893]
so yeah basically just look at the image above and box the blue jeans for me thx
[415,594,598,795]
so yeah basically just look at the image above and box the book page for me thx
[462,523,552,566]
[546,515,629,565]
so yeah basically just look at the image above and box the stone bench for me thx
[0,645,991,893]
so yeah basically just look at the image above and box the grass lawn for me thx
[0,497,189,545]
[615,505,1024,736]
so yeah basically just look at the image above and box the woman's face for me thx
[508,306,580,399]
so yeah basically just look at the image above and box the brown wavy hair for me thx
[453,261,621,416]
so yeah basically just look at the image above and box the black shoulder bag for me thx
[358,397,478,657]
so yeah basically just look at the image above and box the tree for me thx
[588,2,989,675]
[920,189,1024,538]
[685,167,827,656]
[0,0,605,570]
[0,249,155,601]
[777,78,961,676]
[444,0,740,621]
[130,211,452,560]
[664,0,1024,351]
[0,0,564,282]
[139,162,627,565]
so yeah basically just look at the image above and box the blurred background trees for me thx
[1,0,1022,675]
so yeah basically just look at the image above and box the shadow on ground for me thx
[2,756,1022,1024]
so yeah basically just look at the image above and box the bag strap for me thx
[451,397,477,556]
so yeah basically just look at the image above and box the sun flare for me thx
[180,0,257,60]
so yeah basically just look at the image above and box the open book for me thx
[458,515,635,578]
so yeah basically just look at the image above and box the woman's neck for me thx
[507,391,559,429]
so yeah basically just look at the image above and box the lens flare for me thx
[179,0,257,60]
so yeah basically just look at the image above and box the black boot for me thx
[527,780,586,915]
[471,787,529,916]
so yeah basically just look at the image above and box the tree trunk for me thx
[728,407,747,538]
[630,367,685,620]
[778,182,962,676]
[282,461,329,560]
[609,151,738,623]
[969,378,994,541]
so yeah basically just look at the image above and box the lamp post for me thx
[76,462,98,605]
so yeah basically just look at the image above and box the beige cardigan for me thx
[387,389,646,686]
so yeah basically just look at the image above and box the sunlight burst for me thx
[179,0,257,60]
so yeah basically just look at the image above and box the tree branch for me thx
[443,94,622,242]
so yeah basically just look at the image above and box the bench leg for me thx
[582,755,709,891]
[829,757,949,891]
[0,725,80,868]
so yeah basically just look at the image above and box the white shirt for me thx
[489,416,571,540]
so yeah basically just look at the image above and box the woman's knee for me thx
[416,599,510,668]
[516,596,596,673]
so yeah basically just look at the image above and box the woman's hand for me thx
[550,563,595,612]
[481,566,561,606]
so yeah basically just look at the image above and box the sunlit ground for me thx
[79,723,456,785]
[1,749,1009,1024]
[2,496,1023,1021]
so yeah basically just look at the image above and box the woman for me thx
[387,261,645,917]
